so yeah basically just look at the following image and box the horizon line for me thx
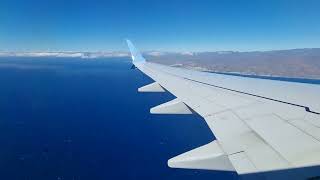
[0,47,320,54]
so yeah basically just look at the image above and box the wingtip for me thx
[125,39,146,64]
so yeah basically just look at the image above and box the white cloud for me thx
[145,51,166,56]
[179,51,194,56]
[0,52,130,59]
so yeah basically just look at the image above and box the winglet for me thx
[126,39,146,64]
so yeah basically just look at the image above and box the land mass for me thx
[1,48,320,79]
[145,48,320,79]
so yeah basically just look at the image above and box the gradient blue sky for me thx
[1,0,320,52]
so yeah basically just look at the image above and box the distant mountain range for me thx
[1,48,320,79]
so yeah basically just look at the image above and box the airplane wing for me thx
[126,40,320,179]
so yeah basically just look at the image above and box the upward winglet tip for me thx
[125,39,146,64]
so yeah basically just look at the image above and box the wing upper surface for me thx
[127,40,320,179]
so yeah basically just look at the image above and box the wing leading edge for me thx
[126,40,320,179]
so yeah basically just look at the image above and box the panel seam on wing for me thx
[144,62,320,115]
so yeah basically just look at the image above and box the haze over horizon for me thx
[1,0,320,52]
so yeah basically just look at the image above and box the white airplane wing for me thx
[126,40,320,179]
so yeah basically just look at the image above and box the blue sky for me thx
[0,0,320,52]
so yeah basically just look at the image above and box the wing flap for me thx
[289,119,320,141]
[228,152,257,174]
[205,111,291,174]
[245,114,320,166]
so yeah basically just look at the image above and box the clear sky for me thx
[1,0,320,52]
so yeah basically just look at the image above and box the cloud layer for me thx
[0,52,130,59]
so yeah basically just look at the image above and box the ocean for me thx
[0,57,238,180]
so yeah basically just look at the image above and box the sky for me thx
[0,0,320,52]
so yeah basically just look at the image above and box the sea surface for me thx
[0,57,319,180]
[0,57,238,180]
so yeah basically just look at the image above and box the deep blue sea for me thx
[0,57,238,180]
[1,57,319,180]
